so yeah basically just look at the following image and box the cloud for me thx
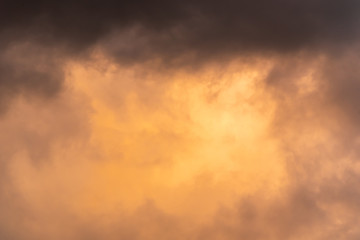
[1,0,360,111]
[1,1,360,239]
[2,0,360,54]
[0,52,360,239]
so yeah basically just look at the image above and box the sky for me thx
[1,1,360,239]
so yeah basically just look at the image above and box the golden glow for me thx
[57,57,286,220]
[3,55,288,229]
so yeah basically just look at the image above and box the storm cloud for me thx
[1,1,360,240]
[1,0,360,105]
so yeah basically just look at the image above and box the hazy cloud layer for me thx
[1,1,360,240]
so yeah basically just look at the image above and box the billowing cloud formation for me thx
[1,1,360,240]
[1,0,360,105]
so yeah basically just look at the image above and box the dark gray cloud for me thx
[1,0,360,109]
[2,0,360,54]
[0,43,64,113]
